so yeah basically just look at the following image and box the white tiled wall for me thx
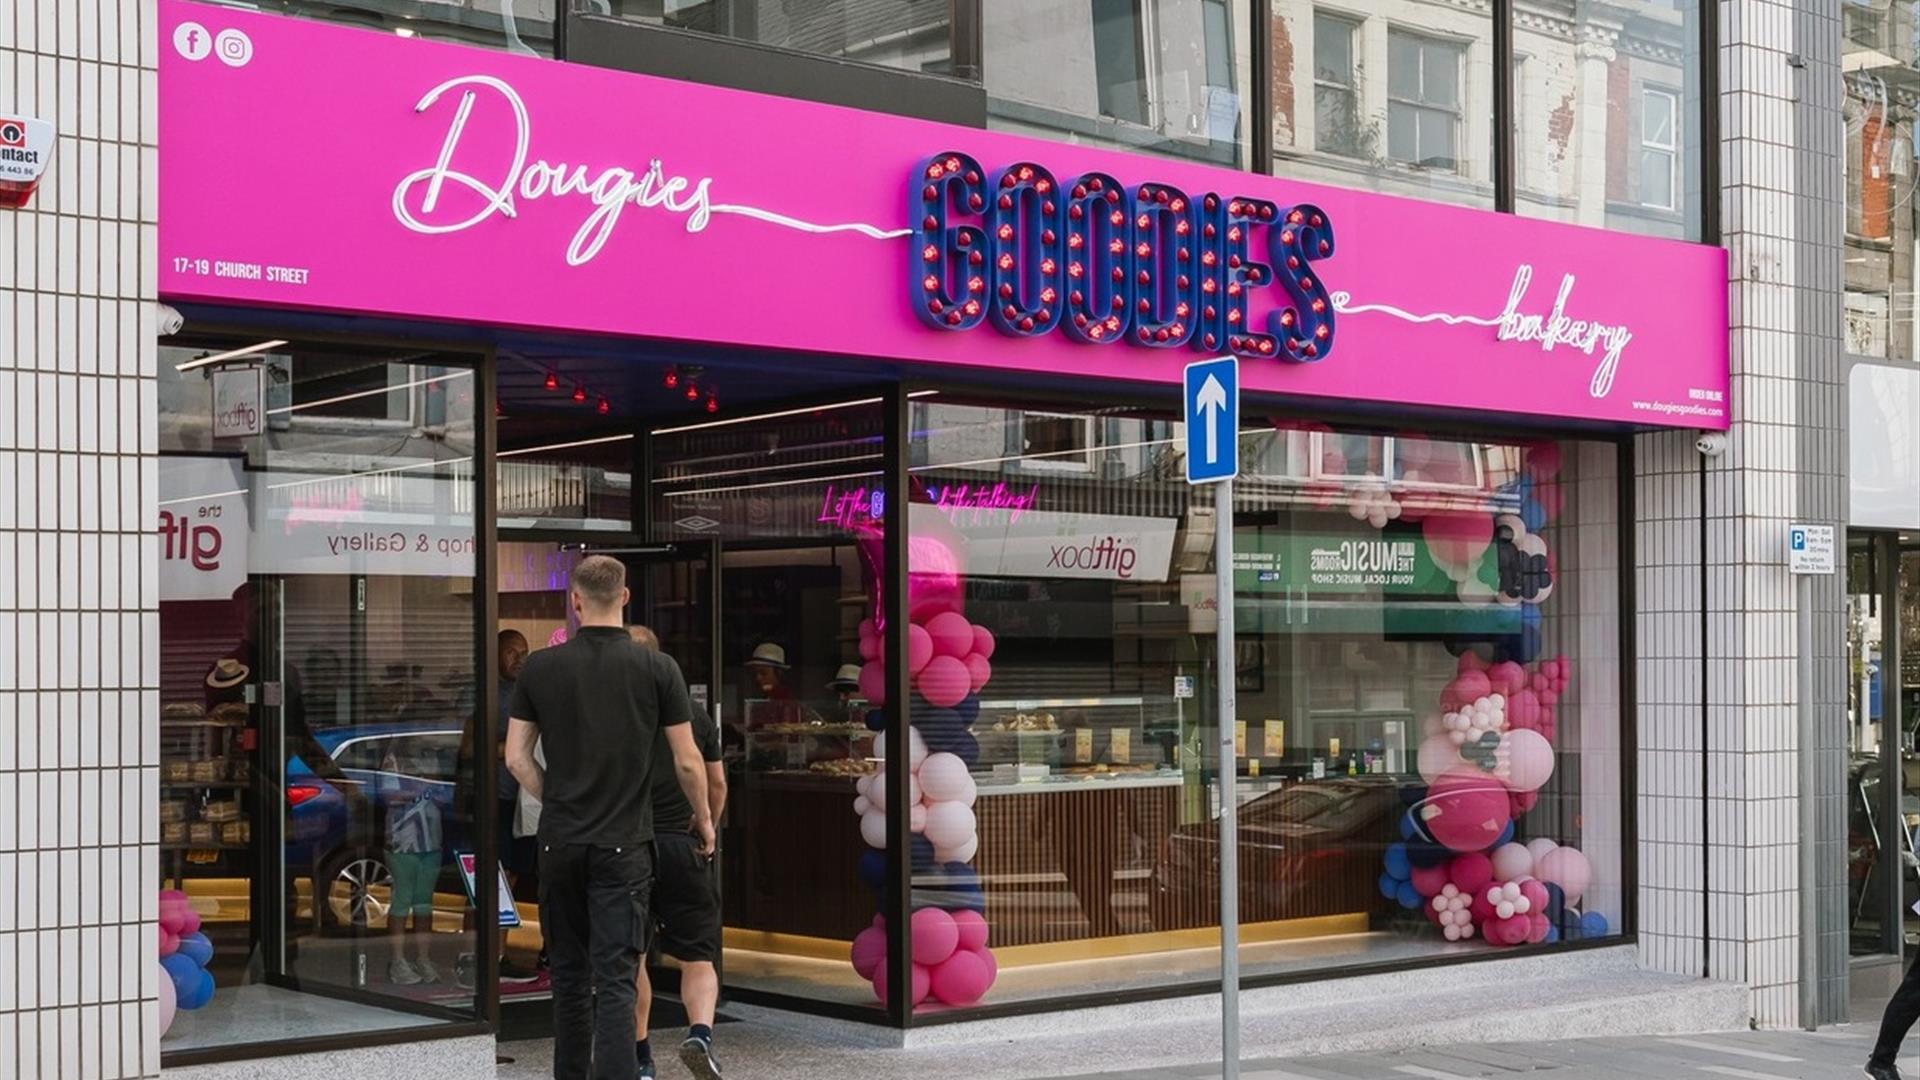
[0,1,162,1077]
[1635,0,1849,1029]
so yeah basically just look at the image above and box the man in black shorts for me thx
[506,557,714,1080]
[629,625,728,1080]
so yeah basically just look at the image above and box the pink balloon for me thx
[907,624,934,675]
[850,926,887,980]
[859,633,881,662]
[1506,689,1542,732]
[872,960,932,1007]
[1458,652,1491,674]
[971,625,996,660]
[1501,729,1556,792]
[1536,846,1592,905]
[159,928,179,958]
[964,653,992,693]
[858,660,888,707]
[1526,912,1551,944]
[177,908,201,937]
[1488,661,1527,697]
[1525,441,1563,481]
[975,945,998,987]
[1519,877,1551,912]
[1423,512,1492,571]
[1448,852,1493,896]
[926,611,974,659]
[1509,790,1539,816]
[917,654,971,709]
[911,907,960,967]
[1444,670,1492,712]
[858,618,876,640]
[1409,864,1450,898]
[952,909,990,952]
[929,947,992,1007]
[907,534,966,624]
[1423,769,1513,853]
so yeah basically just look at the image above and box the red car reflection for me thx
[1148,775,1404,930]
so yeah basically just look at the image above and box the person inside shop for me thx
[506,556,714,1080]
[744,643,792,701]
[495,629,545,983]
[827,664,864,720]
[381,736,445,985]
[629,625,728,1080]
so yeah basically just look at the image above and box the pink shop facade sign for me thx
[156,0,1729,430]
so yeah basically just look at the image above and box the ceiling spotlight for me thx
[573,384,588,403]
[544,372,559,391]
[705,393,719,414]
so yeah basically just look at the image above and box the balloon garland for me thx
[849,507,998,1010]
[157,889,215,1035]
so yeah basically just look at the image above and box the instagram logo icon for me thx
[215,29,253,67]
[173,21,252,67]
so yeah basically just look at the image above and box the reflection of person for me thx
[828,664,861,704]
[383,742,445,985]
[505,556,713,1080]
[629,625,728,1080]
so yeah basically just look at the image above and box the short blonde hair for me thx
[572,555,626,612]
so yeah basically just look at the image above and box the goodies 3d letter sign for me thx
[912,153,1337,362]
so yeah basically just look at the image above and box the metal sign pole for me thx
[1215,477,1239,1079]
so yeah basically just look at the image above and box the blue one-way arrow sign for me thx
[1184,356,1239,485]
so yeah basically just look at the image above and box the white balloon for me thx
[853,796,871,817]
[919,753,977,805]
[856,775,872,798]
[1525,838,1561,863]
[874,727,928,770]
[860,809,887,849]
[936,835,979,864]
[1496,901,1515,920]
[909,803,927,833]
[924,800,976,851]
[1489,842,1533,882]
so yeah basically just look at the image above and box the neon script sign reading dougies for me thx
[910,152,1337,362]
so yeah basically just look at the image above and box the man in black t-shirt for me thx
[628,625,728,1080]
[507,557,713,1080]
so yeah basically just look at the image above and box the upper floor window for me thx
[1387,30,1464,172]
[1640,88,1680,212]
[1313,13,1362,158]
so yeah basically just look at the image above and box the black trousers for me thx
[538,841,654,1080]
[1874,949,1920,1067]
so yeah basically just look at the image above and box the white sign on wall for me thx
[159,456,250,601]
[916,505,1178,582]
[211,367,264,438]
[0,115,54,206]
[1788,523,1835,575]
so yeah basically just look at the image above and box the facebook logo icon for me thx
[174,21,213,61]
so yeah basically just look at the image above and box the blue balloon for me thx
[916,709,966,753]
[1542,882,1566,922]
[1520,497,1547,534]
[864,708,887,733]
[909,835,936,872]
[1395,882,1422,910]
[1398,811,1418,841]
[1379,872,1401,900]
[177,931,214,967]
[162,954,201,1001]
[952,731,981,768]
[1543,923,1560,944]
[1579,911,1609,938]
[1399,784,1428,807]
[1493,820,1515,849]
[1383,842,1411,881]
[955,694,981,725]
[858,848,887,890]
[181,967,215,1010]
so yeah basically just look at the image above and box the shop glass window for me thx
[580,0,954,75]
[1313,13,1362,159]
[247,0,556,55]
[900,400,1624,1012]
[1846,2,1920,362]
[1511,0,1704,240]
[1387,30,1462,171]
[1270,7,1493,209]
[1640,88,1679,212]
[157,341,484,1057]
[986,0,1254,167]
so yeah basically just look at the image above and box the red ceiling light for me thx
[705,393,719,414]
[544,371,559,391]
[685,382,700,402]
[663,368,679,389]
[597,396,610,415]
[572,384,587,403]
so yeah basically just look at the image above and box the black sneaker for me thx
[499,956,539,982]
[1866,1064,1902,1080]
[679,1034,723,1080]
[638,1062,656,1080]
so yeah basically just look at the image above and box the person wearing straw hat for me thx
[743,643,792,701]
